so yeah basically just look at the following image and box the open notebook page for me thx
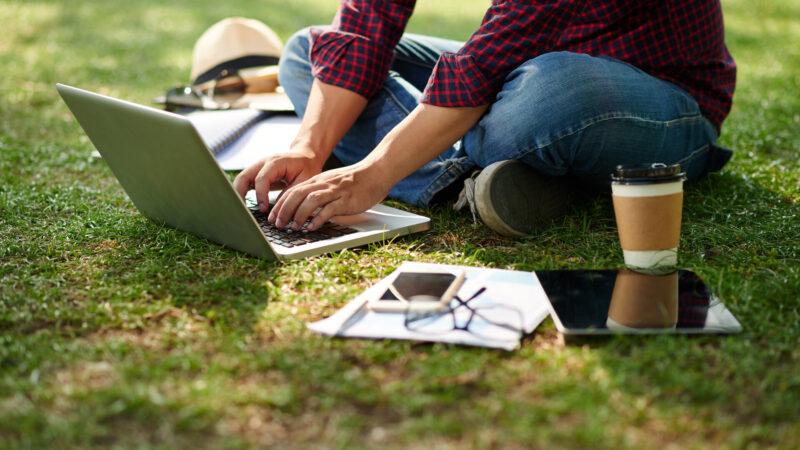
[186,109,268,155]
[213,115,302,171]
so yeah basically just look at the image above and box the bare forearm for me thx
[364,103,488,185]
[234,80,367,210]
[291,80,368,167]
[266,102,489,229]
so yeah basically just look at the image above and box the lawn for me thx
[1,0,799,448]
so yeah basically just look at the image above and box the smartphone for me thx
[367,270,466,313]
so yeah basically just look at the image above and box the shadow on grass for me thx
[0,183,280,339]
[97,217,281,331]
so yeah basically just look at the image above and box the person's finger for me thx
[307,201,341,231]
[268,188,285,223]
[269,175,316,222]
[271,182,318,228]
[232,161,263,199]
[254,161,286,213]
[268,179,295,223]
[292,189,339,229]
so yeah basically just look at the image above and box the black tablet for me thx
[536,269,742,335]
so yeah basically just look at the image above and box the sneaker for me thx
[454,160,582,237]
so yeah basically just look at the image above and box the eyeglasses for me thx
[164,70,246,112]
[403,287,524,342]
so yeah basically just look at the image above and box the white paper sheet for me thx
[307,262,551,351]
[215,115,302,171]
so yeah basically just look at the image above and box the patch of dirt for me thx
[215,404,289,447]
[92,239,121,251]
[85,306,213,352]
[54,360,119,396]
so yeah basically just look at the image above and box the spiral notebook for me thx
[186,109,268,155]
[186,109,302,171]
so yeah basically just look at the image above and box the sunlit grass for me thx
[1,0,799,448]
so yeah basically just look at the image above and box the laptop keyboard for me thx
[249,209,358,248]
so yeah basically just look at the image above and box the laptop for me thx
[56,84,430,261]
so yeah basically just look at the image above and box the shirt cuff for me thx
[421,52,496,107]
[309,27,392,99]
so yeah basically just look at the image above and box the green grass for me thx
[1,0,799,448]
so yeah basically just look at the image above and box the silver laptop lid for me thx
[56,84,276,260]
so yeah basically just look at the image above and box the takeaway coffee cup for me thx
[606,269,679,330]
[611,163,686,270]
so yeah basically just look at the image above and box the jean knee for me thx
[463,53,590,169]
[278,27,313,86]
[282,27,312,61]
[278,27,316,116]
[463,51,692,175]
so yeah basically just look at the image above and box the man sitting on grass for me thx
[234,0,736,237]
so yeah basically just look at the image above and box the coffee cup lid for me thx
[611,163,686,185]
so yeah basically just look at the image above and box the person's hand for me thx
[233,147,324,213]
[268,161,392,231]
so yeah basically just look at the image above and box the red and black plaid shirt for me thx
[309,0,736,131]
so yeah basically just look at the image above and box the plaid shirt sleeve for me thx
[422,1,580,107]
[309,0,415,99]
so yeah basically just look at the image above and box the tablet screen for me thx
[536,269,741,335]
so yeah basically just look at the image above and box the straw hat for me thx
[191,17,283,85]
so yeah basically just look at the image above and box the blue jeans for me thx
[278,28,732,207]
